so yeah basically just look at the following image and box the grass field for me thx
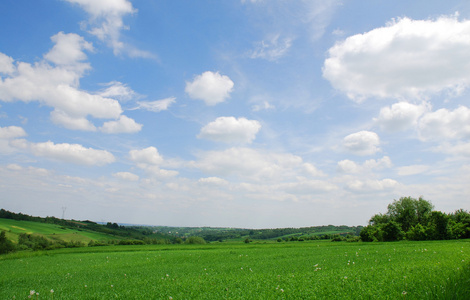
[0,218,116,244]
[1,239,469,299]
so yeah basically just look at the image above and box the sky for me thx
[1,0,470,229]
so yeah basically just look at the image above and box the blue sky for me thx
[1,0,470,228]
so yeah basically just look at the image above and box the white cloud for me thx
[396,164,430,176]
[113,171,139,181]
[418,106,470,141]
[193,147,322,182]
[135,97,175,112]
[343,131,380,156]
[129,147,163,166]
[0,126,27,154]
[281,180,338,194]
[346,178,399,192]
[249,34,293,61]
[337,156,392,173]
[435,142,470,158]
[185,71,234,106]
[98,81,137,102]
[323,15,470,101]
[50,110,96,131]
[0,53,15,74]
[0,33,146,134]
[198,117,261,144]
[64,0,153,58]
[198,177,229,186]
[44,32,94,73]
[0,126,27,139]
[100,115,142,134]
[11,140,115,166]
[375,102,429,132]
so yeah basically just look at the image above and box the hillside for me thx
[0,218,117,245]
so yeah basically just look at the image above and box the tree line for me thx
[360,196,470,242]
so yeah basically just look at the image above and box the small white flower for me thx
[50,289,54,293]
[30,291,35,296]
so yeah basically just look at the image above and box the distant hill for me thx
[149,224,363,242]
[1,208,362,247]
[0,209,173,248]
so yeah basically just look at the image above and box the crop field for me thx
[1,240,469,299]
[0,219,115,243]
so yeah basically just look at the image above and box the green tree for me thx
[386,196,433,232]
[381,221,404,241]
[0,231,16,254]
[427,211,450,240]
[406,224,427,241]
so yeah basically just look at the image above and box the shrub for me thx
[186,236,206,244]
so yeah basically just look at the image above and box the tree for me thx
[386,196,433,232]
[0,231,16,254]
[381,221,404,241]
[427,211,450,240]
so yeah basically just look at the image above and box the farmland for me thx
[1,239,469,299]
[0,218,116,244]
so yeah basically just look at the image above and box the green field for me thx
[0,218,116,244]
[1,240,469,299]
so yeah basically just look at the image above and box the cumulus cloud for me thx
[193,147,322,182]
[343,131,380,156]
[0,52,15,74]
[375,102,429,132]
[44,31,94,73]
[129,146,177,178]
[337,156,392,173]
[10,140,115,166]
[100,115,142,134]
[0,126,27,154]
[0,126,27,139]
[418,106,470,141]
[198,177,229,186]
[198,117,261,144]
[129,147,163,166]
[249,34,293,61]
[435,142,470,158]
[134,97,176,112]
[323,15,470,101]
[113,171,139,181]
[346,178,399,192]
[185,71,234,106]
[50,110,97,131]
[396,164,430,176]
[0,32,145,133]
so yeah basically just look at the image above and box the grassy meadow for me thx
[1,239,469,299]
[0,218,116,244]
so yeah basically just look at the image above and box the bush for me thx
[118,239,145,245]
[186,236,206,244]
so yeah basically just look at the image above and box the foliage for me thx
[0,231,15,254]
[361,196,470,242]
[185,236,206,244]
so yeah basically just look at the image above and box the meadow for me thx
[0,218,116,244]
[1,239,469,299]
